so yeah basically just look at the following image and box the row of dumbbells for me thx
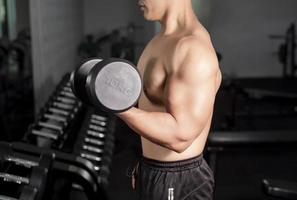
[0,73,115,199]
[0,142,107,200]
[25,74,84,149]
[74,108,115,187]
[0,143,53,200]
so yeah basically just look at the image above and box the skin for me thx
[116,0,222,161]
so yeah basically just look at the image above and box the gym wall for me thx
[30,0,84,111]
[16,0,30,34]
[83,0,155,58]
[207,0,297,78]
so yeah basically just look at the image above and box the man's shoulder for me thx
[173,32,218,72]
[176,30,212,56]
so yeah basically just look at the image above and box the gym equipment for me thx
[24,74,85,150]
[262,179,297,200]
[216,77,297,131]
[269,23,296,77]
[0,143,54,200]
[2,73,115,200]
[72,107,115,187]
[206,130,297,200]
[70,58,142,113]
[87,130,106,139]
[0,142,108,200]
[84,137,105,146]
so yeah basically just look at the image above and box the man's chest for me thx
[137,44,171,104]
[137,36,180,103]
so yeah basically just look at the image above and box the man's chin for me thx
[143,15,157,21]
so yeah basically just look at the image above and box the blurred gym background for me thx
[0,0,297,199]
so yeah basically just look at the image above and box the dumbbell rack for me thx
[73,108,115,189]
[24,74,85,151]
[2,73,117,199]
[0,142,54,200]
[0,142,108,200]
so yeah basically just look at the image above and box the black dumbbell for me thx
[90,118,108,127]
[70,58,142,113]
[0,151,53,200]
[80,152,102,162]
[30,127,60,140]
[84,137,105,146]
[55,96,77,105]
[82,145,103,154]
[59,90,76,99]
[88,124,107,132]
[47,107,73,118]
[91,114,108,122]
[87,130,106,139]
[43,113,68,124]
[37,120,64,133]
[51,101,75,111]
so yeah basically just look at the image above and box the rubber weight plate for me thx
[86,58,142,113]
[70,59,102,104]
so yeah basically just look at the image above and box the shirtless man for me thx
[116,0,222,199]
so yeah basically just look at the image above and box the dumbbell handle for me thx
[80,153,102,162]
[38,122,63,132]
[49,108,70,116]
[53,102,75,110]
[0,172,29,185]
[90,119,107,126]
[87,130,105,139]
[31,129,59,140]
[44,113,67,123]
[60,91,76,98]
[82,145,103,154]
[91,114,108,122]
[85,137,104,146]
[6,156,38,168]
[62,87,73,93]
[89,124,107,132]
[56,96,76,104]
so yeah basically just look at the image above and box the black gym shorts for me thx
[130,154,214,200]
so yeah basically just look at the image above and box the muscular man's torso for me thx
[137,25,222,161]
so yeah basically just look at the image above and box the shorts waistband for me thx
[140,154,203,171]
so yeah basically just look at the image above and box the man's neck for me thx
[159,1,198,36]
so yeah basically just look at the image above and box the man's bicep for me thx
[164,60,218,140]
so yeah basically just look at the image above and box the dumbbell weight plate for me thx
[86,58,142,113]
[70,59,102,104]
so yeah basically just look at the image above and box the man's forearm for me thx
[116,107,188,152]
